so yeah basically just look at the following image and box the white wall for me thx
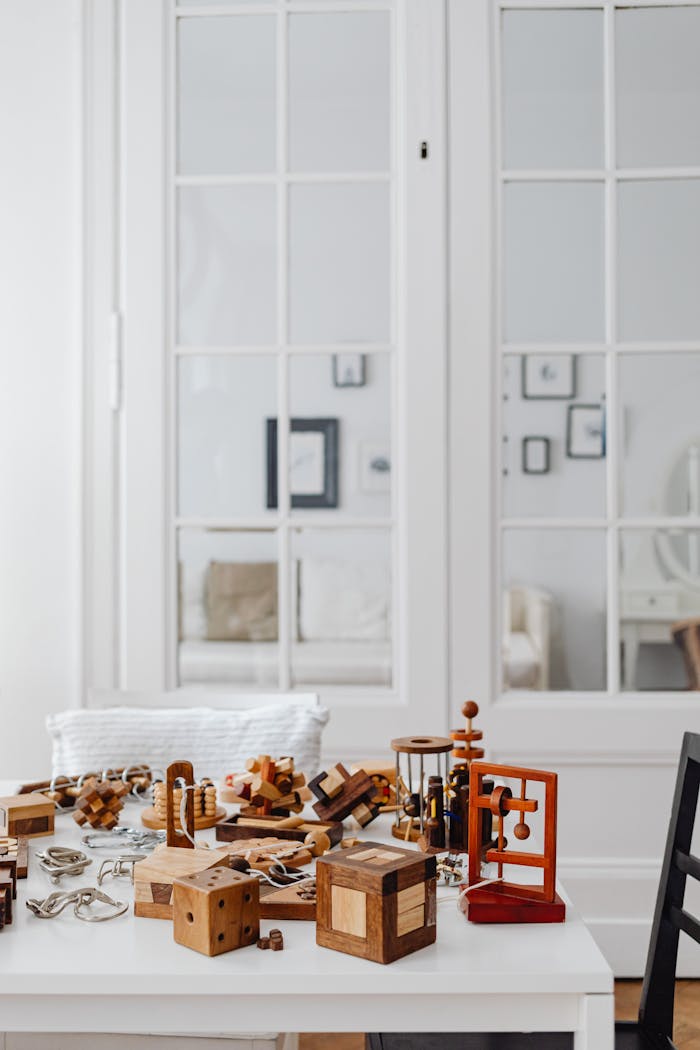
[0,2,82,778]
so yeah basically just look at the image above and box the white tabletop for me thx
[0,786,613,1040]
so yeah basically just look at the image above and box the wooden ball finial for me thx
[514,822,531,841]
[462,701,479,719]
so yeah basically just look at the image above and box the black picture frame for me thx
[566,403,605,460]
[522,436,551,475]
[266,417,339,509]
[521,354,577,400]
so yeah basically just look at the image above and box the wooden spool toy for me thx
[459,761,565,924]
[450,701,485,765]
[142,775,225,831]
[389,735,452,845]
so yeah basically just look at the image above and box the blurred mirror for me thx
[290,528,392,687]
[178,529,278,687]
[502,529,607,691]
[620,529,700,691]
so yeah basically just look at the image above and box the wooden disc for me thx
[391,819,420,843]
[451,746,485,761]
[450,729,483,742]
[141,805,227,831]
[390,735,453,755]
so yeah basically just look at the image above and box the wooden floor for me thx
[299,980,700,1049]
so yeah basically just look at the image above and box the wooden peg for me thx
[166,761,195,849]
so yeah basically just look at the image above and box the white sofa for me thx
[502,586,551,690]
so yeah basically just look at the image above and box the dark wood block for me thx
[215,814,343,848]
[458,884,566,924]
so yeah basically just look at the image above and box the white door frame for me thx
[83,0,450,758]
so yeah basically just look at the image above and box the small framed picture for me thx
[522,436,551,475]
[266,418,339,508]
[333,352,366,388]
[566,404,605,460]
[522,354,576,400]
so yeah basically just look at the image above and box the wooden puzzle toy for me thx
[0,836,28,887]
[36,846,92,884]
[72,777,129,830]
[459,761,565,924]
[259,876,317,921]
[390,736,452,843]
[172,866,260,956]
[0,792,54,838]
[316,841,437,964]
[133,761,230,919]
[215,812,343,849]
[223,755,309,816]
[351,761,400,811]
[26,887,128,922]
[447,701,490,852]
[142,776,226,831]
[217,837,314,874]
[309,763,379,828]
[0,872,13,928]
[19,764,156,811]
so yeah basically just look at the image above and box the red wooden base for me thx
[459,883,566,924]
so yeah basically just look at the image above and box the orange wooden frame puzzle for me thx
[463,761,565,923]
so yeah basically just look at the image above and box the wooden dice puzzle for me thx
[173,867,259,956]
[316,841,437,964]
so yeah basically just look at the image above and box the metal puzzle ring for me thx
[73,888,128,922]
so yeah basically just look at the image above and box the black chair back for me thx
[639,731,700,1039]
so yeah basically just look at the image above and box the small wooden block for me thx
[318,769,345,800]
[0,794,54,839]
[173,867,259,956]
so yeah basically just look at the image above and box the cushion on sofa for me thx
[46,702,329,781]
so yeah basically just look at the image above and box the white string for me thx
[176,779,199,847]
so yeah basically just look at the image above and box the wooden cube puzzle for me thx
[316,841,437,964]
[172,867,259,956]
[133,844,230,920]
[72,778,129,830]
[309,763,379,828]
[0,793,54,839]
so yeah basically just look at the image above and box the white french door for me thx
[450,0,700,974]
[85,0,449,757]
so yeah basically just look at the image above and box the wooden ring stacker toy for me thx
[390,735,452,844]
[450,701,485,764]
[141,771,226,832]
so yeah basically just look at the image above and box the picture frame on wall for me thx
[522,354,576,400]
[332,352,366,388]
[566,404,605,460]
[522,436,551,475]
[266,418,339,509]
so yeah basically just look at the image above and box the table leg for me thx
[574,993,614,1050]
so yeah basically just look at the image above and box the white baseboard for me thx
[560,859,700,977]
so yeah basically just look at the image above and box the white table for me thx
[0,791,614,1048]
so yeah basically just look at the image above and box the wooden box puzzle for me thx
[316,841,437,964]
[0,793,54,839]
[172,867,259,956]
